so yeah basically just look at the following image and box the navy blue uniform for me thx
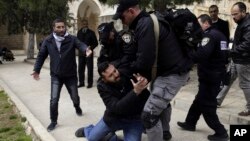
[185,26,228,135]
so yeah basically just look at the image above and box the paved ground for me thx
[0,56,249,141]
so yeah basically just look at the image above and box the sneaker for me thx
[207,133,229,141]
[47,122,57,132]
[75,107,83,116]
[177,121,196,131]
[238,110,250,116]
[163,131,172,140]
[75,127,85,137]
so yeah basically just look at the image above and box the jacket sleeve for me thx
[89,31,98,50]
[33,40,49,73]
[97,83,140,115]
[234,25,250,54]
[74,36,88,54]
[191,35,215,63]
[131,17,156,74]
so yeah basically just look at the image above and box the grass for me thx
[0,90,32,141]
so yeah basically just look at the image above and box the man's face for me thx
[231,5,246,24]
[53,22,66,37]
[209,7,218,21]
[120,9,134,26]
[82,21,88,29]
[102,64,120,83]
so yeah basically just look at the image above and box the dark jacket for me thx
[129,11,193,79]
[212,18,230,41]
[191,27,228,75]
[77,28,98,56]
[33,33,88,77]
[97,74,150,127]
[232,14,250,64]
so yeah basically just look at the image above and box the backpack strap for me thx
[150,13,159,81]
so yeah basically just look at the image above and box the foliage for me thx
[0,0,75,35]
[0,91,32,141]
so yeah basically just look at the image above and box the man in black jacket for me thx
[77,19,98,88]
[231,2,250,116]
[75,62,150,141]
[112,0,193,140]
[31,18,91,132]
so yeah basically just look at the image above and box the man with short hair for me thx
[177,14,229,141]
[31,18,91,131]
[77,19,98,88]
[75,62,150,141]
[113,0,193,140]
[231,2,250,116]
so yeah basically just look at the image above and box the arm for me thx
[33,40,48,74]
[234,25,250,54]
[131,17,156,74]
[89,31,98,50]
[98,75,148,115]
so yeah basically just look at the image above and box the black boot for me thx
[177,121,196,131]
[47,121,57,132]
[75,106,83,116]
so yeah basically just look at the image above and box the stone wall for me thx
[0,25,24,50]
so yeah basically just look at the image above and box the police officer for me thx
[112,0,193,141]
[177,14,229,141]
[97,22,136,76]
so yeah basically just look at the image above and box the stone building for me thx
[0,0,249,55]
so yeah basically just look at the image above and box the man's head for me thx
[209,5,219,21]
[231,2,247,24]
[82,19,88,29]
[112,0,141,26]
[198,14,212,31]
[53,18,66,37]
[97,22,116,45]
[98,62,120,83]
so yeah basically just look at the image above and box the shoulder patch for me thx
[201,37,210,46]
[122,33,132,44]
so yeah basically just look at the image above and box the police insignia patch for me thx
[122,33,132,44]
[201,37,210,46]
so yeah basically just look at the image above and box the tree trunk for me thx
[27,33,35,59]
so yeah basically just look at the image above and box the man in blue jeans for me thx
[75,62,150,141]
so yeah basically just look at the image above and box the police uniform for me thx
[97,26,136,76]
[183,26,228,136]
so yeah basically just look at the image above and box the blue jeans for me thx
[84,118,143,141]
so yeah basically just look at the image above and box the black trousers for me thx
[185,73,227,135]
[50,75,80,122]
[78,54,93,86]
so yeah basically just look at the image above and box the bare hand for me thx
[86,47,93,57]
[130,73,148,95]
[31,72,40,80]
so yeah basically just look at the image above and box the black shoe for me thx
[87,85,92,88]
[75,127,85,137]
[177,121,196,131]
[78,83,85,88]
[75,107,82,116]
[47,122,57,132]
[207,133,229,141]
[163,131,172,140]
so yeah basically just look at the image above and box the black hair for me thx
[52,18,65,27]
[209,5,218,11]
[198,14,212,25]
[233,2,246,13]
[97,62,109,77]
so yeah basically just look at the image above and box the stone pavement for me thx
[0,55,249,141]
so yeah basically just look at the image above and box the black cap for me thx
[113,0,139,20]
